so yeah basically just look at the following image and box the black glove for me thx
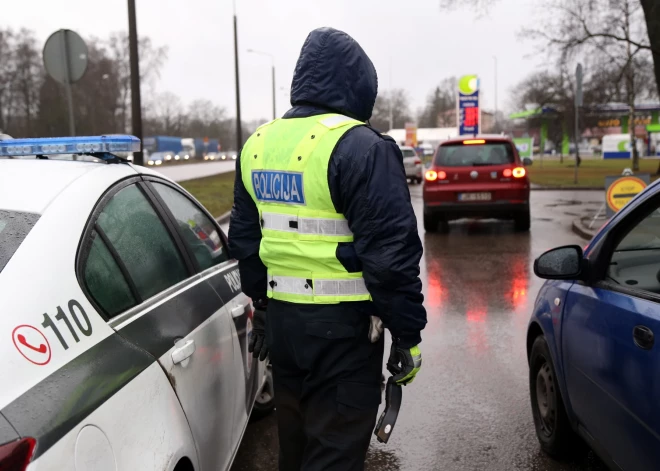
[249,307,268,361]
[386,341,422,385]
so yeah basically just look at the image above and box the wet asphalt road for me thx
[231,187,609,471]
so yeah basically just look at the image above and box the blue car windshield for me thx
[616,212,660,251]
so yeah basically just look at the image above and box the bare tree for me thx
[525,0,654,170]
[185,99,229,138]
[107,32,168,132]
[36,38,124,137]
[418,77,456,128]
[2,29,43,137]
[370,88,413,131]
[640,0,660,97]
[0,29,15,133]
[145,91,186,135]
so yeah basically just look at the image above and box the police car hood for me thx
[289,27,378,122]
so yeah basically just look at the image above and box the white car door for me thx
[146,180,248,470]
[81,180,238,471]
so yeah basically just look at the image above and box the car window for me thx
[608,205,660,294]
[97,184,188,302]
[152,183,228,271]
[435,142,514,167]
[83,231,137,317]
[401,149,417,157]
[0,209,40,273]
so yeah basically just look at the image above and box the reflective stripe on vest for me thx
[261,212,353,236]
[268,274,369,298]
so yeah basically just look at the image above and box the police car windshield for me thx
[0,210,40,273]
[435,142,514,167]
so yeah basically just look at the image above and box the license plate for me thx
[458,192,491,201]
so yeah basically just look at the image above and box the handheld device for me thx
[374,378,402,443]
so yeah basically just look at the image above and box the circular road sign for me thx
[606,176,647,213]
[43,29,88,85]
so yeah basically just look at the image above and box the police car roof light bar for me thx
[0,135,140,160]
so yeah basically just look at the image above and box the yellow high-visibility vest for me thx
[241,113,371,303]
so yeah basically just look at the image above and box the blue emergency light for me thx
[0,135,140,158]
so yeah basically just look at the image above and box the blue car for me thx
[528,180,660,470]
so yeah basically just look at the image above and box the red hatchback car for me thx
[422,136,531,233]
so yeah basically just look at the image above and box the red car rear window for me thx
[434,142,515,167]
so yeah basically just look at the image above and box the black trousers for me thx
[266,300,384,471]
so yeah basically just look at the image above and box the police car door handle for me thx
[231,304,247,318]
[172,339,196,364]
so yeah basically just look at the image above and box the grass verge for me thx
[180,171,235,218]
[528,157,660,188]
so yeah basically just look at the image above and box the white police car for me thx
[0,135,274,471]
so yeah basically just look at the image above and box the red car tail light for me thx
[512,167,526,178]
[0,438,36,471]
[425,170,438,181]
[437,171,447,180]
[503,168,512,178]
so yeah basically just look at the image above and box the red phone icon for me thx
[17,334,47,354]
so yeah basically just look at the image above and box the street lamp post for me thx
[248,49,276,120]
[127,0,143,165]
[233,0,242,152]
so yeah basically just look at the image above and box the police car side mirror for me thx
[534,245,584,280]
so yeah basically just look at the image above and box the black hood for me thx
[289,27,378,122]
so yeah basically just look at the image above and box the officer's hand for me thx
[248,307,268,361]
[386,342,421,385]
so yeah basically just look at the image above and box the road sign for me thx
[605,173,650,216]
[513,137,534,159]
[457,75,480,135]
[43,29,88,85]
[43,29,88,137]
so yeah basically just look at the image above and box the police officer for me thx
[229,27,426,471]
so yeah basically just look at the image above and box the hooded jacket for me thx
[229,27,426,348]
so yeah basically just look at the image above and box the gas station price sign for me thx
[458,75,480,135]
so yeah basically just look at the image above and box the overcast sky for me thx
[6,0,542,122]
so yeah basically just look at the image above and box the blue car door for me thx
[562,197,660,470]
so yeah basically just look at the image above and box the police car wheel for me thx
[251,361,275,421]
[529,336,580,458]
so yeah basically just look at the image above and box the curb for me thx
[571,219,596,241]
[216,211,231,225]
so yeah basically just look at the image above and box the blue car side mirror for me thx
[534,245,584,280]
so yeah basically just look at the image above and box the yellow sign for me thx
[598,117,652,128]
[405,123,417,147]
[606,176,647,213]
